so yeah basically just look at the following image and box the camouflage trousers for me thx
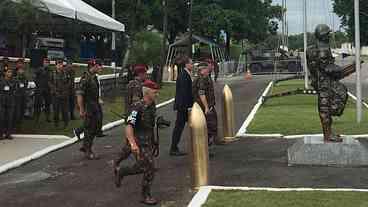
[205,107,218,146]
[82,110,102,151]
[116,141,155,198]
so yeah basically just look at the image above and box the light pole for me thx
[303,0,308,89]
[188,0,193,59]
[160,0,168,85]
[112,0,117,87]
[354,0,362,123]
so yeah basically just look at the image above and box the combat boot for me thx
[85,149,100,160]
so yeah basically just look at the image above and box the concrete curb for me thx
[187,186,368,207]
[0,98,175,175]
[11,134,70,140]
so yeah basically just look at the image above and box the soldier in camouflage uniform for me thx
[34,58,52,122]
[193,62,218,147]
[50,60,69,128]
[113,80,159,205]
[14,59,28,125]
[125,64,147,114]
[65,60,76,120]
[307,24,349,142]
[0,67,17,139]
[75,60,103,160]
[0,57,9,78]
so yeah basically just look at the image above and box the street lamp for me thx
[188,0,193,59]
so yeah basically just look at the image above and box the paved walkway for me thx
[0,136,68,166]
[0,75,271,207]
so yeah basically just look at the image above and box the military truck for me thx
[248,49,302,73]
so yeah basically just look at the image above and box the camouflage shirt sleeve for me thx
[197,77,207,96]
[126,102,143,128]
[75,74,88,96]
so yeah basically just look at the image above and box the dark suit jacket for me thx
[174,68,193,111]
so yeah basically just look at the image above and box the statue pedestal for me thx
[288,136,368,167]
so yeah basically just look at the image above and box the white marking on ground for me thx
[236,81,273,137]
[187,185,368,207]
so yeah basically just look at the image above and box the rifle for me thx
[153,116,171,157]
[326,61,364,80]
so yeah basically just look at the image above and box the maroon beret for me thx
[143,80,159,90]
[88,59,102,68]
[133,64,148,74]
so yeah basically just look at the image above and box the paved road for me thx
[0,75,271,207]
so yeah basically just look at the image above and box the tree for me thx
[332,0,368,45]
[191,0,282,59]
[0,0,51,57]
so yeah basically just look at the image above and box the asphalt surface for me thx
[2,71,368,207]
[0,75,271,207]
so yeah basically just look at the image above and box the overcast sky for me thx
[272,0,342,34]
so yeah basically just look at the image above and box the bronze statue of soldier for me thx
[307,24,357,142]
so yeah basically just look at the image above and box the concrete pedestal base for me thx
[288,136,368,167]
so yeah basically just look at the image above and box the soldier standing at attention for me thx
[14,58,28,125]
[34,58,52,122]
[50,60,69,128]
[192,62,219,155]
[0,67,17,140]
[65,59,76,120]
[0,57,9,78]
[75,60,103,160]
[125,64,147,114]
[113,80,159,205]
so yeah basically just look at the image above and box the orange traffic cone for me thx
[245,69,252,80]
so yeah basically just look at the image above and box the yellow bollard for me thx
[222,85,239,142]
[189,102,209,190]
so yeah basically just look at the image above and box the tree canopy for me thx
[333,0,368,45]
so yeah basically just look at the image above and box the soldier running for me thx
[113,80,159,206]
[125,64,147,114]
[75,59,103,160]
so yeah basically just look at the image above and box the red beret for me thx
[143,80,159,90]
[133,64,148,74]
[88,59,102,68]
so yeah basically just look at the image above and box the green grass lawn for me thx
[203,190,368,207]
[247,80,368,135]
[17,82,176,136]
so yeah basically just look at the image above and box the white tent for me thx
[13,0,125,32]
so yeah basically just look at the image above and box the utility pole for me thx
[281,0,285,47]
[303,0,308,89]
[188,0,193,59]
[112,0,117,87]
[354,0,362,123]
[160,0,168,85]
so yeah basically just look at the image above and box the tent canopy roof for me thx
[14,0,125,32]
[170,34,221,48]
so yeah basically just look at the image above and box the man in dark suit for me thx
[170,56,194,156]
